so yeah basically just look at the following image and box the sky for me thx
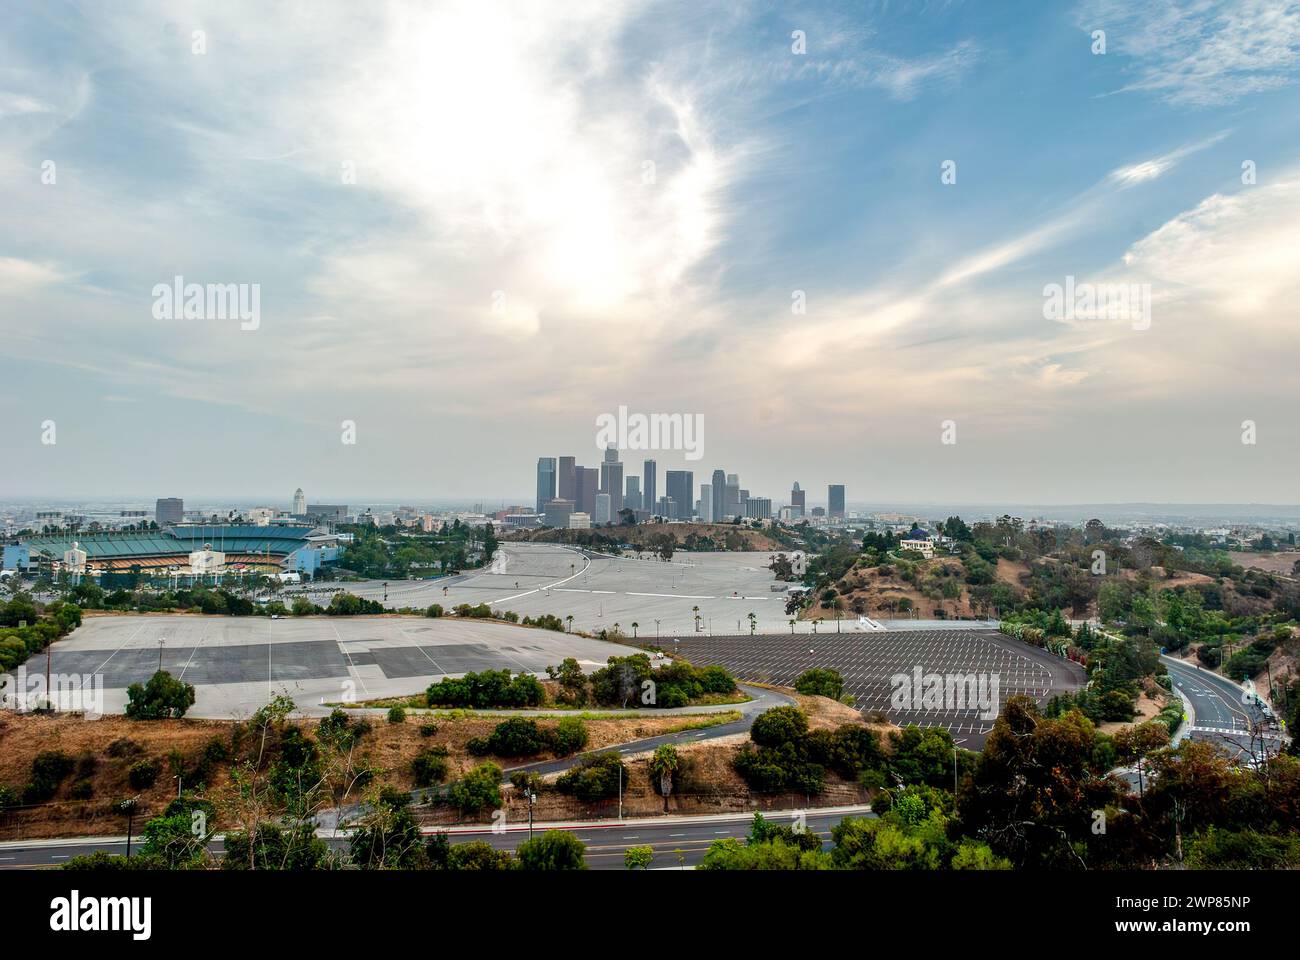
[2,0,1300,506]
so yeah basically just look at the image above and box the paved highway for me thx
[1161,654,1284,764]
[0,805,874,871]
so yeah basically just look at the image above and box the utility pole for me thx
[618,765,623,821]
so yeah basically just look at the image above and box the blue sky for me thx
[2,0,1300,505]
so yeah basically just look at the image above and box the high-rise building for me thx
[643,459,657,517]
[293,488,306,515]
[725,473,741,519]
[790,482,806,518]
[699,483,713,522]
[557,456,577,503]
[710,470,726,523]
[594,493,611,524]
[656,496,674,517]
[575,467,599,517]
[745,498,772,520]
[666,471,694,520]
[599,448,623,516]
[535,458,556,514]
[625,476,642,512]
[155,498,184,525]
[543,498,574,528]
[828,484,846,519]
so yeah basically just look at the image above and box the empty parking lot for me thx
[667,629,1086,747]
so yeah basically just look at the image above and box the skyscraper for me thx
[666,470,694,520]
[725,473,741,519]
[575,467,599,517]
[711,469,726,523]
[594,493,611,524]
[828,484,846,519]
[790,482,805,518]
[643,459,657,516]
[535,458,556,514]
[557,456,577,503]
[293,488,306,515]
[155,497,183,525]
[599,447,623,516]
[625,476,642,512]
[699,483,713,522]
[543,498,574,528]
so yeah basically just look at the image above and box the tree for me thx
[648,744,681,812]
[448,763,503,816]
[750,706,808,747]
[349,787,426,869]
[624,845,655,869]
[794,667,844,700]
[124,670,196,720]
[515,830,587,870]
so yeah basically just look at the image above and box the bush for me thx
[555,752,625,803]
[516,830,587,870]
[551,717,589,757]
[23,751,75,803]
[124,670,195,720]
[698,665,736,694]
[475,718,550,757]
[387,706,406,724]
[411,748,450,787]
[750,707,808,748]
[425,604,444,618]
[419,722,439,738]
[128,758,163,790]
[794,667,845,700]
[447,763,503,816]
[425,669,545,708]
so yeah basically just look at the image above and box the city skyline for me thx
[3,2,1300,501]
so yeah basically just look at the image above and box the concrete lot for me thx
[328,542,835,637]
[39,614,630,718]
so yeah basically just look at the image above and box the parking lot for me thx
[668,629,1086,747]
[31,614,629,719]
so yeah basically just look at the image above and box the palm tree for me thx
[747,612,757,636]
[631,621,639,639]
[648,744,681,813]
[692,605,701,632]
[788,618,796,635]
[565,614,574,633]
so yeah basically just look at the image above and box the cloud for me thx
[1106,131,1230,187]
[1080,0,1300,106]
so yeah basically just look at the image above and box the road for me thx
[0,805,873,871]
[1160,654,1285,764]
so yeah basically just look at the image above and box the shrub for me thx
[128,758,162,790]
[551,717,589,757]
[425,604,444,618]
[447,763,503,816]
[24,751,75,803]
[555,752,626,803]
[516,830,586,870]
[387,706,406,724]
[794,667,845,700]
[750,707,808,747]
[124,670,195,720]
[478,718,550,757]
[419,722,439,738]
[411,748,450,787]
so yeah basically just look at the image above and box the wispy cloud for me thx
[1080,0,1300,106]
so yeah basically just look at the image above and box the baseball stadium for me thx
[7,524,342,577]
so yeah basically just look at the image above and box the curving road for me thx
[1161,654,1284,764]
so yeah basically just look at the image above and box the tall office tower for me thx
[790,482,806,518]
[643,459,657,516]
[156,497,184,525]
[599,453,623,515]
[699,483,714,522]
[710,470,726,522]
[293,488,306,515]
[535,458,557,514]
[828,484,846,519]
[543,498,574,528]
[625,476,642,512]
[725,473,741,519]
[557,456,577,502]
[603,444,619,463]
[594,493,611,524]
[666,470,694,520]
[745,498,772,519]
[575,467,599,517]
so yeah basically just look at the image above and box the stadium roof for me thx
[20,524,320,560]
